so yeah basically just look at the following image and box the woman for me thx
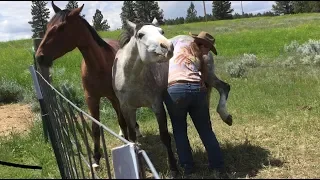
[164,31,225,177]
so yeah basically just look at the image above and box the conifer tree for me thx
[212,1,234,20]
[28,1,50,38]
[65,1,85,18]
[186,2,198,23]
[92,9,110,31]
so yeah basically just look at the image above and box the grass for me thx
[0,13,320,178]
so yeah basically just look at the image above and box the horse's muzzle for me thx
[165,43,174,59]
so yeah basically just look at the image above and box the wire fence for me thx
[30,39,160,179]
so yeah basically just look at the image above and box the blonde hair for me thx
[180,41,208,81]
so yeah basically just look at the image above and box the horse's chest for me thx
[82,71,112,95]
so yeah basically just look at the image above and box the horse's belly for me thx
[115,89,155,108]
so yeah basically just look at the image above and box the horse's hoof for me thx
[223,115,233,126]
[92,163,99,169]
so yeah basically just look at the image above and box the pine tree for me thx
[212,1,234,20]
[308,1,320,12]
[272,1,294,15]
[185,2,198,23]
[292,1,310,13]
[65,1,85,18]
[150,2,164,25]
[134,1,164,24]
[92,9,110,31]
[28,1,50,38]
[120,1,137,28]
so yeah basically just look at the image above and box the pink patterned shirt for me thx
[168,38,202,85]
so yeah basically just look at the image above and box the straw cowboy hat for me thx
[189,31,217,55]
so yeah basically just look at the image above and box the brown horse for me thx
[35,2,128,167]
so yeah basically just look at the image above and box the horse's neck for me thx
[78,37,107,71]
[121,39,145,81]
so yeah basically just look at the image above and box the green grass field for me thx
[0,13,320,178]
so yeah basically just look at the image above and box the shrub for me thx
[313,55,320,66]
[226,61,247,78]
[240,53,260,68]
[282,56,298,67]
[0,78,25,103]
[296,39,320,56]
[283,39,320,66]
[57,81,84,108]
[284,40,300,53]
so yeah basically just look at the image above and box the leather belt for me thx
[168,80,205,87]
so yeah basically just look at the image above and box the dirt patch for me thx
[0,103,35,137]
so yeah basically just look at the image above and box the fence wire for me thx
[29,63,160,179]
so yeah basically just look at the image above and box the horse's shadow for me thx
[138,132,284,179]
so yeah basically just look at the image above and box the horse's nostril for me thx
[160,43,167,49]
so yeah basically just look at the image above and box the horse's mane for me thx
[49,9,109,49]
[119,22,157,48]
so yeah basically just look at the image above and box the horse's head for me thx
[125,18,174,64]
[35,1,86,80]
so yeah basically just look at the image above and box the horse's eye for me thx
[138,33,145,39]
[161,30,164,35]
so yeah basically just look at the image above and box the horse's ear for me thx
[67,4,84,21]
[52,1,61,13]
[126,20,136,30]
[152,17,159,26]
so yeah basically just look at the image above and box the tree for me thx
[28,1,50,38]
[292,1,311,13]
[272,1,294,15]
[308,1,320,12]
[134,1,164,24]
[185,2,198,23]
[65,1,85,18]
[120,1,137,28]
[92,9,110,31]
[212,1,234,20]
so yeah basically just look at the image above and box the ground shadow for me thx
[138,132,284,179]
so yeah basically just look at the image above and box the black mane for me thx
[49,9,109,48]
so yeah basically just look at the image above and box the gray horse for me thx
[112,18,232,177]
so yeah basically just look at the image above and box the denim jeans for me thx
[164,83,224,172]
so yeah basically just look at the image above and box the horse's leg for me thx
[119,105,138,142]
[119,122,142,138]
[109,97,129,140]
[151,101,179,178]
[210,74,233,126]
[85,91,102,167]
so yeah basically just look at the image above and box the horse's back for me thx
[103,38,121,52]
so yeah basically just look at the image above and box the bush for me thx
[282,56,298,68]
[283,39,320,66]
[226,61,247,78]
[284,40,300,53]
[240,53,260,68]
[296,39,320,56]
[0,78,25,103]
[56,81,84,108]
[313,55,320,66]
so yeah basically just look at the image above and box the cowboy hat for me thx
[189,31,217,55]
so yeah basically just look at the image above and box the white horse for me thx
[112,18,179,176]
[112,18,232,177]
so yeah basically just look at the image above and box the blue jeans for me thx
[164,83,224,172]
